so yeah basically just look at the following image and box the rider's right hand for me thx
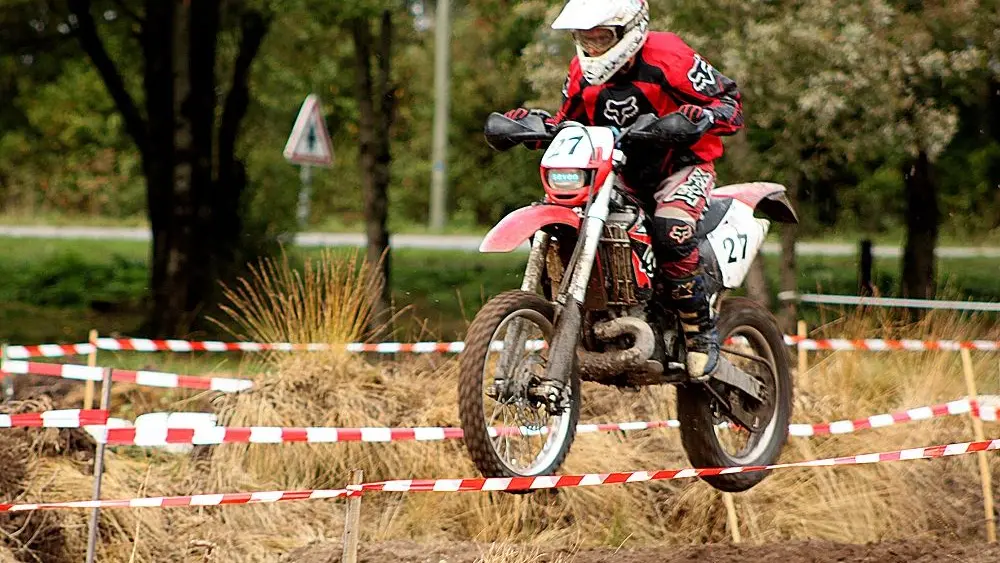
[504,108,554,122]
[504,108,531,120]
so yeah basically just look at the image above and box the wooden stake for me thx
[0,343,12,403]
[85,367,114,563]
[960,348,997,543]
[723,492,741,543]
[340,469,364,563]
[797,320,808,375]
[84,329,98,410]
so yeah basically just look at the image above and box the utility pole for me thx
[429,0,451,232]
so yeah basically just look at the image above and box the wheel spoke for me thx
[471,305,573,476]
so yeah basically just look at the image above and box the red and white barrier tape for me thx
[87,336,1000,354]
[3,438,998,511]
[96,338,492,354]
[0,409,108,428]
[7,335,1000,359]
[0,360,252,393]
[783,335,1000,352]
[4,343,95,359]
[788,398,996,437]
[96,338,332,354]
[6,338,463,357]
[0,488,355,512]
[346,341,466,354]
[94,419,680,446]
[356,438,1000,494]
[91,399,997,446]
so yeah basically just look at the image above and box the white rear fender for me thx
[702,200,770,289]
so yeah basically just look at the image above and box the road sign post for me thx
[298,164,313,228]
[283,94,334,229]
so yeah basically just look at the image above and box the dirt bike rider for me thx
[501,0,744,380]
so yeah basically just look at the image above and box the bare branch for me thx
[218,9,272,183]
[68,0,148,154]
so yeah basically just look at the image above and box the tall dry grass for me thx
[215,249,379,347]
[5,253,1000,561]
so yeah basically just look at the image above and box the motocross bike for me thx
[457,111,798,493]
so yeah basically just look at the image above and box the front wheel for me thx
[676,296,793,492]
[458,290,580,480]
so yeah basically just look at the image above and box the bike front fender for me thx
[479,205,581,253]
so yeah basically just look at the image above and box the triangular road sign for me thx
[283,94,334,167]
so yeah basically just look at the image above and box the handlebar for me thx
[484,111,711,152]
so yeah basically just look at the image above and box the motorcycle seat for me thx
[695,197,733,238]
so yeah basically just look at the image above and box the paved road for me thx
[1,225,999,258]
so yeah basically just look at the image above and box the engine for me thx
[598,194,655,309]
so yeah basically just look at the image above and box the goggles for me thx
[571,26,622,57]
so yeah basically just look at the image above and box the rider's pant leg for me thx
[649,163,719,378]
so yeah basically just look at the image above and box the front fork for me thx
[543,169,617,408]
[491,232,551,400]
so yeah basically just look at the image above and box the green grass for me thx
[0,237,147,263]
[0,210,149,228]
[0,237,996,346]
[6,209,1000,246]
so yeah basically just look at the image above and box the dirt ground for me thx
[287,539,1000,563]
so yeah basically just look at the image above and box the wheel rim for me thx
[481,308,571,476]
[712,325,780,464]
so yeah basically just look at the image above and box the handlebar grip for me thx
[624,131,663,143]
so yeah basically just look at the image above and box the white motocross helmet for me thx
[552,0,650,85]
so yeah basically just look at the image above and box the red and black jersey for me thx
[551,31,744,192]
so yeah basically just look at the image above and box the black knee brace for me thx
[651,216,698,264]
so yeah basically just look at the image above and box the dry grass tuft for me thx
[475,541,576,563]
[216,248,379,347]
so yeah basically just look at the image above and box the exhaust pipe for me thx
[577,317,659,381]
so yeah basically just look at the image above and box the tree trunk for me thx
[185,0,222,320]
[145,2,200,336]
[901,151,938,299]
[146,5,267,337]
[778,177,799,332]
[988,77,1000,229]
[217,12,270,273]
[745,253,771,309]
[142,0,176,329]
[351,12,395,337]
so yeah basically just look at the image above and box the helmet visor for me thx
[572,27,619,57]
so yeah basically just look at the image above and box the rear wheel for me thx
[458,290,580,480]
[676,296,792,492]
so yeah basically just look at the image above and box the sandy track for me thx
[287,539,1000,563]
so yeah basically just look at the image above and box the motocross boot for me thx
[665,273,719,380]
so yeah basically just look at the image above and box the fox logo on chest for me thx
[603,96,640,126]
